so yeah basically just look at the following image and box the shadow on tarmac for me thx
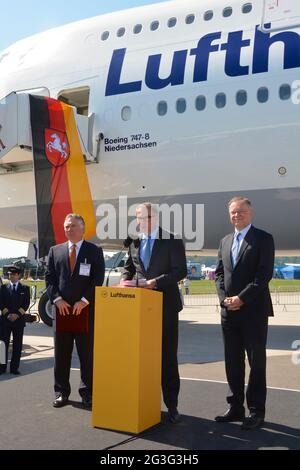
[179,321,300,364]
[109,413,300,451]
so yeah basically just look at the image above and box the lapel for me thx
[225,233,234,271]
[136,238,146,275]
[77,240,87,263]
[130,238,145,275]
[147,227,161,271]
[8,283,14,296]
[63,242,71,275]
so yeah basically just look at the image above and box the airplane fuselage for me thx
[0,0,300,252]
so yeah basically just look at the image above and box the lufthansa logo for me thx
[101,291,108,299]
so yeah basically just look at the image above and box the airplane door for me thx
[261,0,300,31]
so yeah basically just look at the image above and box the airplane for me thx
[1,0,300,323]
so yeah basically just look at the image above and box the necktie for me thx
[231,233,241,267]
[12,284,16,294]
[143,237,151,271]
[69,244,76,273]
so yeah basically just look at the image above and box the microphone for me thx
[105,236,132,287]
[136,272,139,288]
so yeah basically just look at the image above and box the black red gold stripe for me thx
[30,95,96,258]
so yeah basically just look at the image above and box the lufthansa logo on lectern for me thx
[110,292,136,299]
[101,290,109,299]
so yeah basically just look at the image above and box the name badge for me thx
[79,263,91,277]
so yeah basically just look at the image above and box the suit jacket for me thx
[215,226,275,318]
[45,240,105,306]
[0,282,31,327]
[122,228,187,316]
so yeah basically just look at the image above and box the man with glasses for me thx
[215,197,275,430]
[121,202,187,423]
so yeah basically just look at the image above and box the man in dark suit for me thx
[215,197,275,430]
[121,202,187,423]
[45,214,105,409]
[0,266,30,375]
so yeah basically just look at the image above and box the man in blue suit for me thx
[121,203,187,423]
[215,197,275,430]
[46,214,105,409]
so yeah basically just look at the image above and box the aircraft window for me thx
[186,14,195,24]
[150,20,160,31]
[257,87,269,103]
[101,31,110,41]
[117,27,126,37]
[236,90,247,106]
[121,106,132,121]
[204,10,214,21]
[242,3,252,14]
[176,98,187,114]
[223,7,233,18]
[168,17,177,28]
[279,84,291,101]
[133,24,143,34]
[58,86,90,116]
[215,93,226,109]
[195,95,206,111]
[157,101,168,116]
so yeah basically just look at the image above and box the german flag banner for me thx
[29,95,96,258]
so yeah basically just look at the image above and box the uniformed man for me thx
[0,266,30,375]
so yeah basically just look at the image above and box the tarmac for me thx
[0,304,299,451]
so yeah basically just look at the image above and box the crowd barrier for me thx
[183,287,300,309]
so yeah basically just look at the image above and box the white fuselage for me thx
[0,0,300,251]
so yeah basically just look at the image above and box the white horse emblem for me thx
[46,133,68,159]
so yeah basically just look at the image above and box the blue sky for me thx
[0,0,166,258]
[0,0,166,51]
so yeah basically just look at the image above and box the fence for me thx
[183,286,300,309]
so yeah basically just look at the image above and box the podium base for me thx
[92,287,163,434]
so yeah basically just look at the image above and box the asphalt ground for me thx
[0,304,299,452]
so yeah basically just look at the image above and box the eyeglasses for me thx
[230,210,249,215]
[136,216,153,220]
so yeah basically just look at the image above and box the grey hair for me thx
[136,202,159,217]
[227,197,252,208]
[64,214,85,227]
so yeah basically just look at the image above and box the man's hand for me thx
[7,313,18,322]
[224,296,244,311]
[56,299,71,316]
[144,279,157,290]
[72,301,87,316]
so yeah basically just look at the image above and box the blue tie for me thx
[231,233,241,267]
[142,237,151,271]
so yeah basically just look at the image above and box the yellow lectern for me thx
[92,286,163,434]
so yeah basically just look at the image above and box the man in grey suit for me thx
[46,214,105,408]
[215,197,275,430]
[121,202,187,423]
